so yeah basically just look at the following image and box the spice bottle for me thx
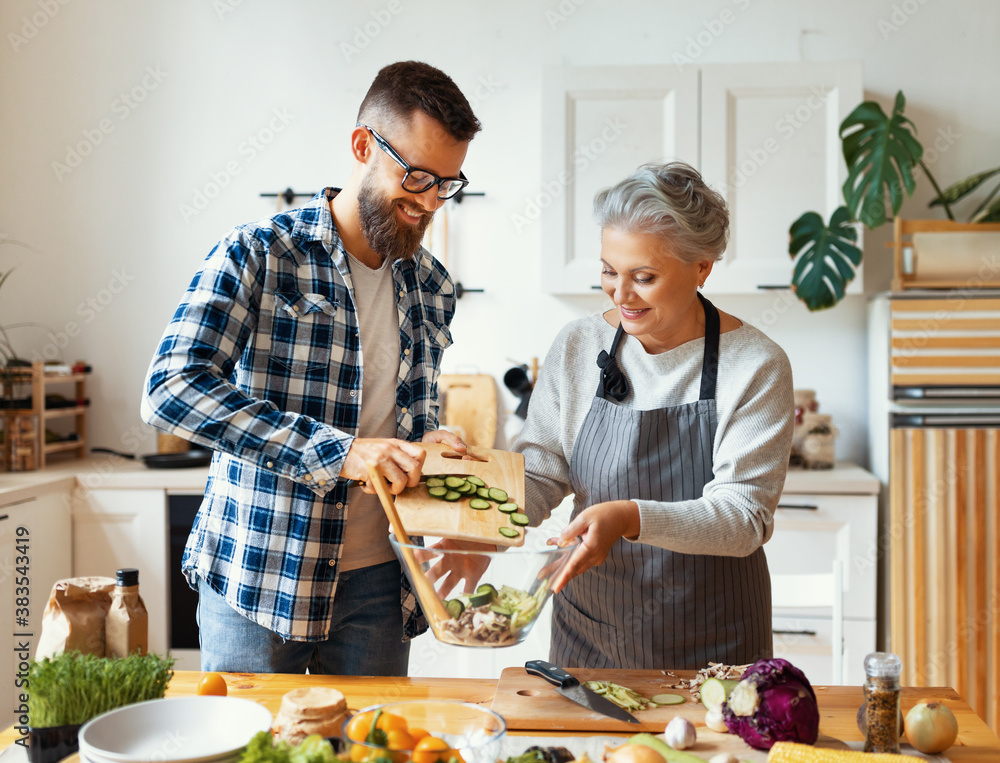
[105,568,149,658]
[863,651,902,753]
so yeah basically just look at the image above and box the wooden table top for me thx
[3,671,998,761]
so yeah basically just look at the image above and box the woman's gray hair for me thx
[593,161,729,263]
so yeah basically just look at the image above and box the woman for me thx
[514,161,794,670]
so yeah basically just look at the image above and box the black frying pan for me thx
[91,448,213,469]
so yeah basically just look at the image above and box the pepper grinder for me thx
[863,651,902,753]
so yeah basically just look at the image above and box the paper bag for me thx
[35,576,116,660]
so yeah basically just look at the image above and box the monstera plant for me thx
[790,90,1000,311]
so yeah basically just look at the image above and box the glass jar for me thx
[863,652,902,753]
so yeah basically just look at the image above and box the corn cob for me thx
[767,741,924,762]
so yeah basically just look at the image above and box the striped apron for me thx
[550,294,772,669]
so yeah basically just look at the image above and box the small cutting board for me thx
[394,443,526,547]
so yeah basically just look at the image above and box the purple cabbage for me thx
[721,658,820,750]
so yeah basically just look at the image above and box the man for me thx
[141,61,480,674]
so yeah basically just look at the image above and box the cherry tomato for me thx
[196,672,227,696]
[386,730,416,751]
[412,735,451,763]
[346,711,377,742]
[377,712,410,734]
[408,727,430,743]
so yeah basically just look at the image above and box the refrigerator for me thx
[869,292,1000,732]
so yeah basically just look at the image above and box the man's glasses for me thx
[358,123,469,200]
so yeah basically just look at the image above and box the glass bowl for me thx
[340,700,505,763]
[389,534,579,648]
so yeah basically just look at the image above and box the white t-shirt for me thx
[337,251,401,571]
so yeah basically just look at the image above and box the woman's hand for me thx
[421,538,496,598]
[548,500,640,593]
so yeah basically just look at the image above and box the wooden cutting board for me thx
[439,374,498,448]
[394,443,526,547]
[492,667,700,732]
[492,667,847,733]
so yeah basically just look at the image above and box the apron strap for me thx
[697,292,721,401]
[596,293,722,402]
[596,324,630,401]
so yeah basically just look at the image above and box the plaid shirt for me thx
[141,189,454,641]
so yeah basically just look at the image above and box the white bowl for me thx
[79,696,272,763]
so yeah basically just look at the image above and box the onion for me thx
[604,743,666,763]
[904,701,958,754]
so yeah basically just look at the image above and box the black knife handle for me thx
[525,660,580,689]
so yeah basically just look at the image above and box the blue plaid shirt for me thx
[141,189,455,641]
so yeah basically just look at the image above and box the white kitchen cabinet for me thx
[541,62,862,295]
[0,488,72,725]
[72,488,169,657]
[772,616,876,686]
[767,465,880,685]
[700,62,863,293]
[541,65,699,294]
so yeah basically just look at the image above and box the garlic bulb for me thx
[707,755,739,763]
[704,706,728,733]
[663,715,696,750]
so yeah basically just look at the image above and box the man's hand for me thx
[547,500,640,593]
[340,438,426,495]
[421,429,468,452]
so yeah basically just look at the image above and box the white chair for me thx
[771,560,845,684]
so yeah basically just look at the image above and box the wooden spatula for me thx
[364,462,451,625]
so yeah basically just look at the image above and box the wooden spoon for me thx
[364,462,451,626]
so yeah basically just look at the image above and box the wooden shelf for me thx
[1,361,88,469]
[43,405,88,420]
[44,440,85,454]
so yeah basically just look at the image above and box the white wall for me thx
[2,0,998,467]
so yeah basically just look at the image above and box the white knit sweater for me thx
[512,312,795,557]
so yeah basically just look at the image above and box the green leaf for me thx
[970,180,1000,220]
[930,167,1000,207]
[789,207,862,311]
[972,193,1000,223]
[840,90,923,229]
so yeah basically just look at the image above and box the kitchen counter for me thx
[0,456,209,505]
[2,671,998,761]
[2,459,875,504]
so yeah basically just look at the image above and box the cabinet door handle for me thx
[776,503,819,511]
[773,629,818,637]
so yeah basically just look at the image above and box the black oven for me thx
[167,494,202,650]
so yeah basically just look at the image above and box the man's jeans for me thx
[196,560,410,675]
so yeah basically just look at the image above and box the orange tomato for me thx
[349,744,371,763]
[408,727,430,743]
[346,711,377,742]
[386,730,416,751]
[412,735,451,763]
[196,672,227,696]
[377,712,410,734]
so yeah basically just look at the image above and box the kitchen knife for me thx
[524,660,640,724]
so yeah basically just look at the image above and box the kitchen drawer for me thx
[767,493,877,622]
[773,616,875,686]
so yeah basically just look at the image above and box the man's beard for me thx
[357,168,432,264]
